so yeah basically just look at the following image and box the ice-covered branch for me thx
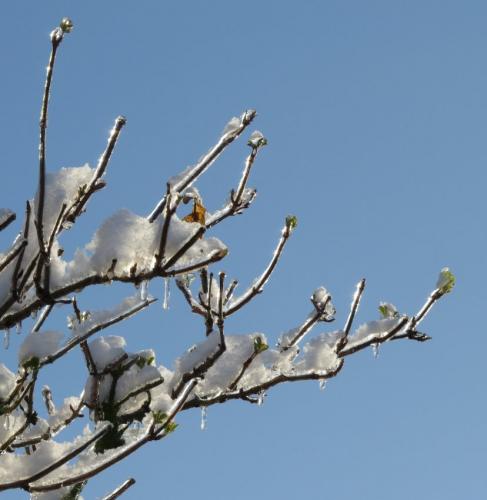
[102,478,136,500]
[148,110,257,222]
[225,216,296,316]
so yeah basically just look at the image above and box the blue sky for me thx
[0,1,486,498]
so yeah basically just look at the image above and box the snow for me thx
[88,336,126,371]
[35,165,94,236]
[60,210,227,282]
[18,331,64,364]
[222,116,240,135]
[345,317,405,351]
[294,331,343,373]
[0,363,16,400]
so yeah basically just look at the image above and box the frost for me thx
[18,331,64,364]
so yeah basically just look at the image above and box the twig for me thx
[225,220,294,316]
[102,478,136,500]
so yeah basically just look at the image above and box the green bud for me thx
[22,357,40,371]
[286,215,298,230]
[253,336,268,354]
[60,18,74,33]
[152,411,167,424]
[436,267,455,294]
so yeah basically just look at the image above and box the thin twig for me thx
[102,478,136,500]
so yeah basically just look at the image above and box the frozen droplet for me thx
[372,343,380,359]
[16,321,22,335]
[61,220,73,230]
[200,406,207,431]
[257,390,265,406]
[319,379,327,391]
[163,278,170,310]
[31,309,38,320]
[140,280,148,301]
[3,330,10,349]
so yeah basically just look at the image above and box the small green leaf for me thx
[152,411,167,424]
[165,421,179,434]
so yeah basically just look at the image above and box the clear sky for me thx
[1,1,486,499]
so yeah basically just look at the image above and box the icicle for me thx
[3,415,11,430]
[200,406,207,431]
[257,390,265,406]
[319,379,327,391]
[140,280,148,301]
[372,343,380,359]
[16,321,22,335]
[3,329,10,350]
[163,277,171,310]
[31,309,38,320]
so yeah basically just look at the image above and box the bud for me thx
[59,17,74,33]
[247,130,268,148]
[378,302,399,319]
[436,267,455,294]
[285,215,298,230]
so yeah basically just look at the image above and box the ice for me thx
[372,343,380,359]
[257,390,265,406]
[200,406,207,431]
[163,277,170,310]
[18,331,64,364]
[248,130,266,148]
[3,329,9,350]
[139,280,148,301]
[319,379,327,391]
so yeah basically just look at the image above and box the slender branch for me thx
[343,279,366,336]
[31,304,54,333]
[175,278,206,316]
[36,24,70,258]
[165,248,228,277]
[65,116,126,224]
[102,478,136,500]
[161,226,206,271]
[225,221,293,316]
